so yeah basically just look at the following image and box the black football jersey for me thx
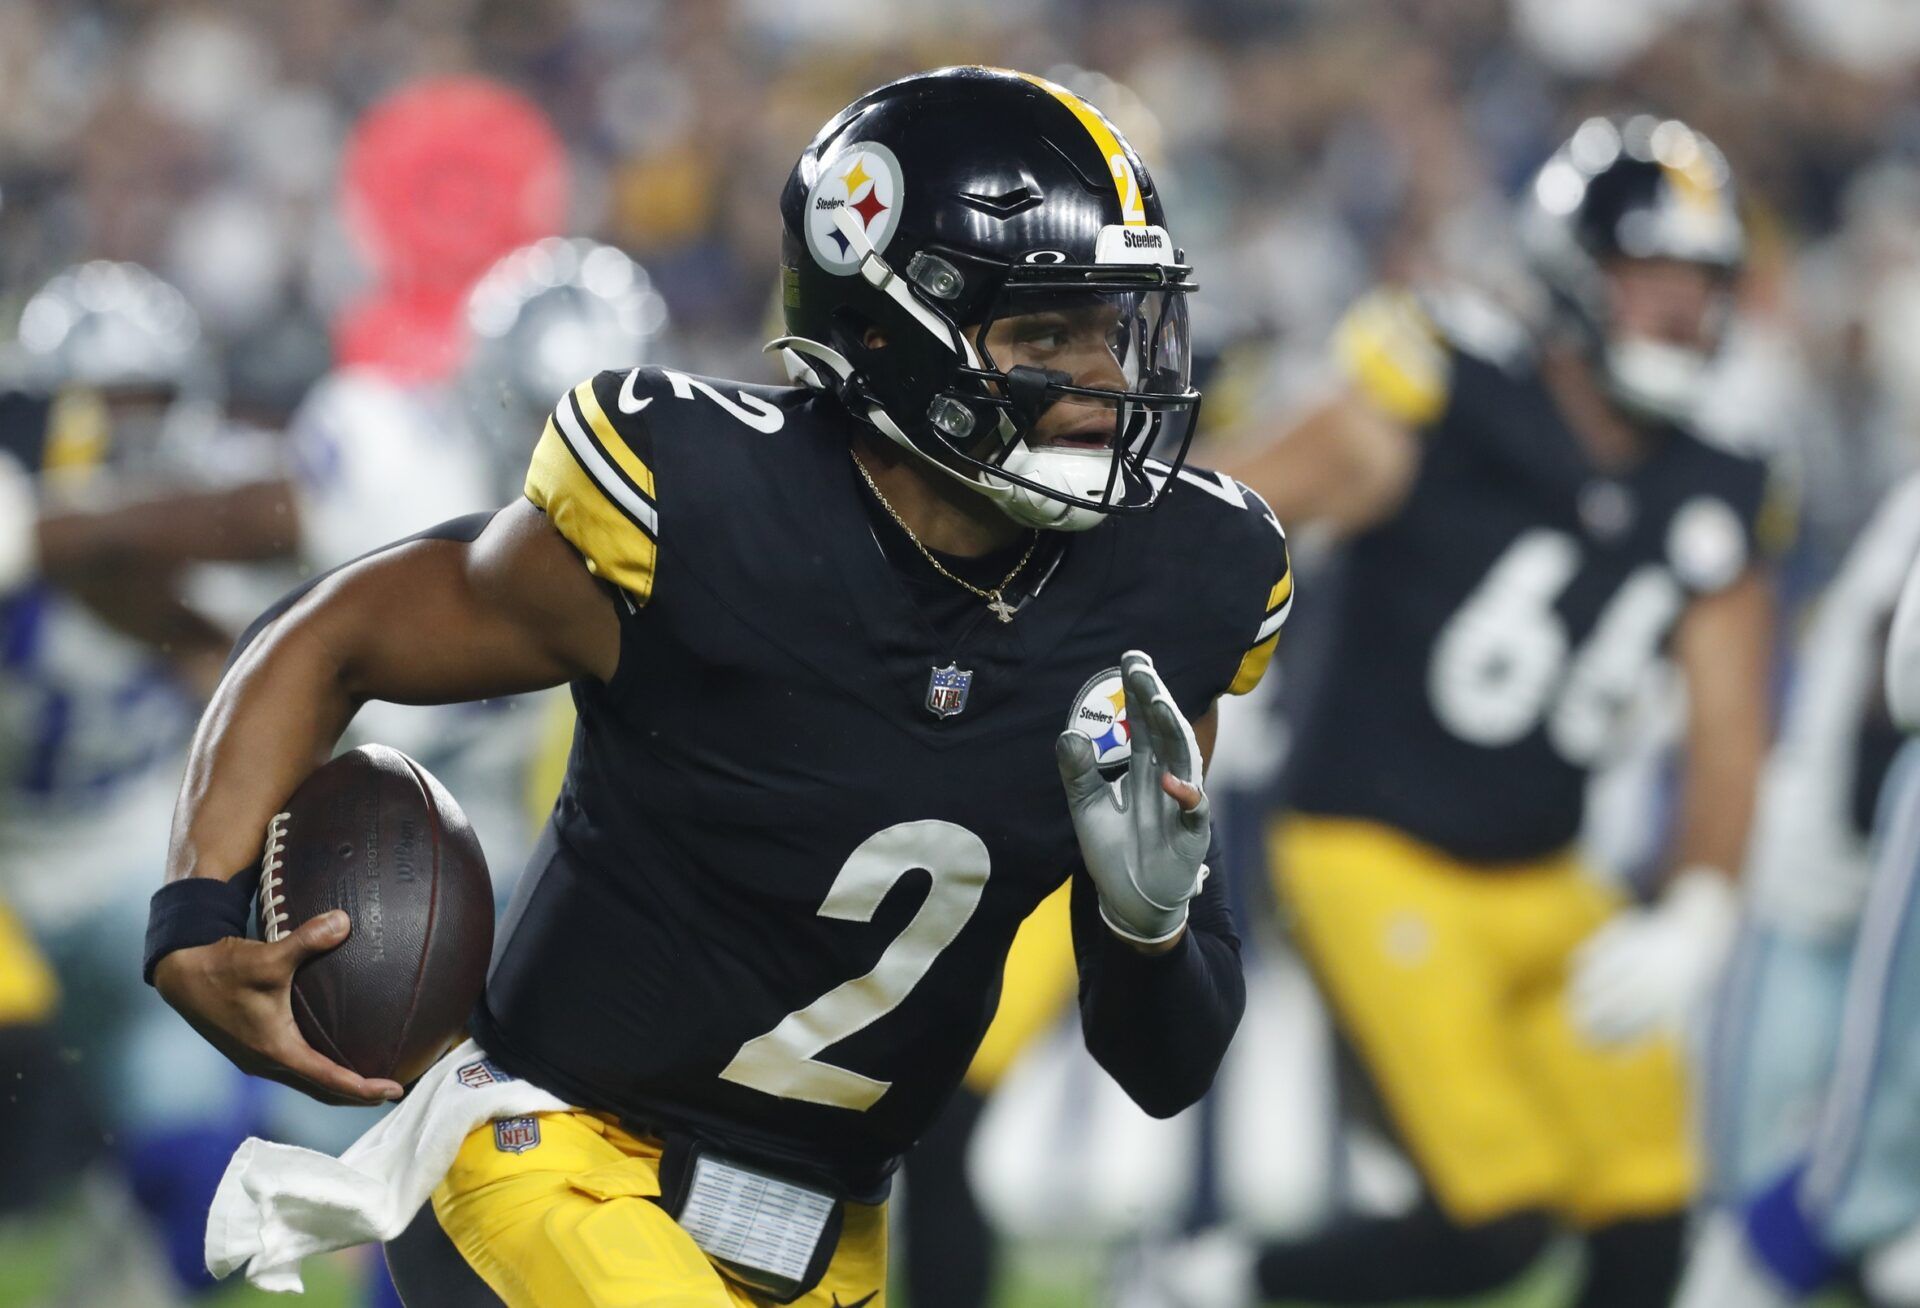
[1286,291,1771,863]
[471,365,1290,1187]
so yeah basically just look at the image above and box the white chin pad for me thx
[1606,336,1708,423]
[988,445,1117,532]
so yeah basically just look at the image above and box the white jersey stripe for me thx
[553,394,658,537]
[1257,595,1292,643]
[1803,742,1920,1214]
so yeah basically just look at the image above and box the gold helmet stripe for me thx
[1013,71,1147,226]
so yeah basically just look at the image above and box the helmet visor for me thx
[954,278,1198,512]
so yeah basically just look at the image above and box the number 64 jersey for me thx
[471,366,1291,1191]
[1287,290,1773,864]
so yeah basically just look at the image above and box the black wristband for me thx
[143,874,258,986]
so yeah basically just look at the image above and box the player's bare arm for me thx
[10,476,301,693]
[1230,286,1456,536]
[35,479,301,580]
[154,501,614,1104]
[1673,564,1775,880]
[1570,564,1775,1044]
[57,556,235,694]
[1229,389,1419,537]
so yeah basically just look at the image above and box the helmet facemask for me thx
[775,202,1200,532]
[946,265,1198,531]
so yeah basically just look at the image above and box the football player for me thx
[147,67,1291,1307]
[1177,116,1775,1308]
[283,236,669,901]
[1674,498,1920,1307]
[0,263,287,1297]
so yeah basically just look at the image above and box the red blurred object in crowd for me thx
[331,286,474,383]
[334,77,569,380]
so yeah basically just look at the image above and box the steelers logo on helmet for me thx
[804,141,905,276]
[1067,668,1132,780]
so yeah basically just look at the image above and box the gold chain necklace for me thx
[851,452,1038,623]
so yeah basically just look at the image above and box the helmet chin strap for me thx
[766,336,854,392]
[862,406,1112,532]
[834,205,980,367]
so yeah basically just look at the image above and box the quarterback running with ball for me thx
[146,68,1290,1307]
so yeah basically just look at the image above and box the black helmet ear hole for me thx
[829,307,885,361]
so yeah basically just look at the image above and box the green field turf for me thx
[0,1206,1866,1308]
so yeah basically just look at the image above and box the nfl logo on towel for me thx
[493,1117,541,1154]
[458,1058,512,1089]
[926,664,973,719]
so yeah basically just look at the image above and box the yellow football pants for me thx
[432,1110,886,1308]
[964,880,1077,1094]
[1274,816,1695,1228]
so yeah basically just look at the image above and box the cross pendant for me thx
[987,592,1017,623]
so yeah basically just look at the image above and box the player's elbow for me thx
[1080,999,1242,1118]
[1132,1075,1213,1120]
[1093,1043,1221,1119]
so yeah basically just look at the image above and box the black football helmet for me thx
[1521,114,1745,424]
[773,66,1199,531]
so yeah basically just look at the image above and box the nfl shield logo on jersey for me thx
[493,1116,541,1154]
[926,664,973,718]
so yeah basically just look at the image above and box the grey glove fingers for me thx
[1147,696,1210,832]
[1119,651,1167,807]
[1055,729,1112,810]
[1145,694,1198,788]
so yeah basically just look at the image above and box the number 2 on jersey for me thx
[719,821,990,1111]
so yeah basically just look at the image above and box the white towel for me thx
[206,1038,569,1293]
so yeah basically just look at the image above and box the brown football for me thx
[254,744,493,1085]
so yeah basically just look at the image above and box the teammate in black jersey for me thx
[149,67,1290,1307]
[1145,117,1775,1308]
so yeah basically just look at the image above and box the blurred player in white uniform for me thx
[0,262,281,1298]
[279,237,667,900]
[1679,475,1920,1305]
[0,245,662,1299]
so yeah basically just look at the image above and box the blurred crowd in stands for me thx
[2,0,1919,588]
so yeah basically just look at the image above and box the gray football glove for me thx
[1056,650,1211,945]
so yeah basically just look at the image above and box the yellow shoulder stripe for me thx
[525,418,658,603]
[1333,290,1450,427]
[573,379,655,501]
[1231,552,1293,696]
[1015,72,1144,226]
[1228,634,1279,697]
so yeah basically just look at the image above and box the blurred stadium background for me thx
[3,0,1920,1305]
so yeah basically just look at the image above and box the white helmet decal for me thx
[805,143,906,276]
